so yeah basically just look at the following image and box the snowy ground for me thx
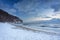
[0,23,60,40]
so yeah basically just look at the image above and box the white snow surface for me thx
[0,23,60,40]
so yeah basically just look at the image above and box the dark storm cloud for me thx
[51,4,60,12]
[0,0,20,5]
[49,0,60,12]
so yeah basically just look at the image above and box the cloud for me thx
[14,0,60,13]
[51,4,60,12]
[25,17,52,22]
[0,0,20,5]
[50,13,60,19]
[13,0,51,18]
[12,0,60,21]
[0,0,60,22]
[50,0,60,12]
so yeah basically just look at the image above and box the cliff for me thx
[0,9,23,23]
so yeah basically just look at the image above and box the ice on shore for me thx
[0,23,60,40]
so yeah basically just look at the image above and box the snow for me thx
[0,23,60,40]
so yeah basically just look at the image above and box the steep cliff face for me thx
[0,9,23,23]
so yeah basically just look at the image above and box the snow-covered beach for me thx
[0,23,60,40]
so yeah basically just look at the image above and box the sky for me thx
[0,0,60,22]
